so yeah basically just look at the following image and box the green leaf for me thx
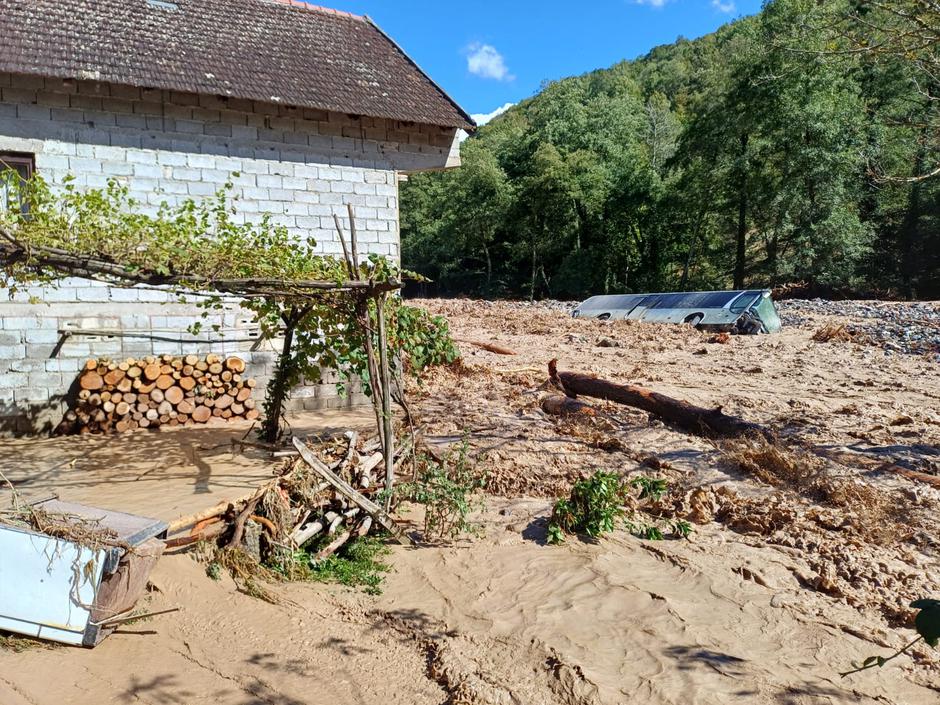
[910,599,940,610]
[914,601,940,648]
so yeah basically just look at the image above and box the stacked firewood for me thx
[63,354,259,434]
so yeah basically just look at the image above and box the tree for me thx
[442,141,512,293]
[399,0,936,298]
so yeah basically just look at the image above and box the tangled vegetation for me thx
[396,440,487,540]
[547,471,692,544]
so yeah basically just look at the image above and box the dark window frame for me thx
[0,151,36,214]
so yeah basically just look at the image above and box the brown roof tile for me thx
[0,0,474,129]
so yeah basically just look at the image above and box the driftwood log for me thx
[455,338,516,355]
[547,359,773,440]
[888,464,940,489]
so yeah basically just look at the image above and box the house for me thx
[0,0,473,435]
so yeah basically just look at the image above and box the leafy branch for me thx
[841,598,940,677]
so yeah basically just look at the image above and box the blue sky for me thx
[320,0,763,123]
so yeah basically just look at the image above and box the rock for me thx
[596,336,620,348]
[778,299,940,357]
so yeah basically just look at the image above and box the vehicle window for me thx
[729,291,761,314]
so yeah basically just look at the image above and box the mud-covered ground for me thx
[402,298,940,701]
[1,298,938,705]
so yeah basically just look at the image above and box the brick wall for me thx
[0,72,460,435]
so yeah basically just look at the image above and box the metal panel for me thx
[0,501,167,646]
[0,524,106,645]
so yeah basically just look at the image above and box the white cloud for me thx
[457,102,516,143]
[472,102,515,126]
[634,0,669,7]
[466,43,513,81]
[711,0,736,12]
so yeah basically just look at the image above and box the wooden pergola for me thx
[0,204,403,504]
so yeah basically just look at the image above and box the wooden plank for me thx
[291,436,412,544]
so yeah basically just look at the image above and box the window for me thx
[0,152,35,214]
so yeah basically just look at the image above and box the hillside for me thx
[402,0,939,300]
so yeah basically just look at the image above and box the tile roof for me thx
[0,0,474,129]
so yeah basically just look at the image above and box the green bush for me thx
[548,471,627,544]
[307,537,392,595]
[271,536,392,595]
[548,472,693,544]
[396,440,486,539]
[391,302,460,373]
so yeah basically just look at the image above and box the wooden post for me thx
[360,300,386,454]
[375,293,395,509]
[346,203,359,272]
[332,212,355,278]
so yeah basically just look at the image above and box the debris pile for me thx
[61,354,259,434]
[170,431,411,596]
[780,300,940,357]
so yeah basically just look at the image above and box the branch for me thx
[839,635,924,678]
[874,163,940,183]
[0,227,401,297]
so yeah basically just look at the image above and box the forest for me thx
[401,0,939,300]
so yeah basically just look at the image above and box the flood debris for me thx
[0,498,167,647]
[165,430,414,599]
[547,359,774,440]
[454,338,517,355]
[572,288,781,333]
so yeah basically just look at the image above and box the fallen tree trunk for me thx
[455,338,516,355]
[548,359,773,441]
[540,394,597,418]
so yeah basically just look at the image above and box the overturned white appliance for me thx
[0,499,166,646]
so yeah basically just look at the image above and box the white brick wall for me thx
[0,73,459,434]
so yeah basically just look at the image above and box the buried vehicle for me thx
[571,289,782,334]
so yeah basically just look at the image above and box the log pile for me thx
[62,354,259,434]
[166,432,413,558]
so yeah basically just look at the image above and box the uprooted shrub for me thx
[547,471,692,544]
[395,440,487,540]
